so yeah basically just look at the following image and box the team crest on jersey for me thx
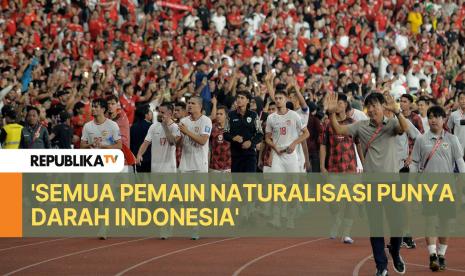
[195,126,200,133]
[218,134,223,142]
[286,120,291,126]
[102,130,109,138]
[247,117,252,123]
[442,143,449,150]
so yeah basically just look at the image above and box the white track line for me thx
[232,238,327,276]
[4,237,151,275]
[0,238,70,252]
[364,257,465,273]
[405,262,465,273]
[352,238,423,276]
[115,237,238,276]
[352,254,373,276]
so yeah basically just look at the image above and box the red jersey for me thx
[119,94,139,125]
[375,13,388,32]
[209,123,231,171]
[88,19,104,39]
[71,113,93,148]
[114,110,130,148]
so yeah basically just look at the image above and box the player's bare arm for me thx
[384,94,409,134]
[136,140,151,164]
[287,128,309,153]
[179,123,209,145]
[326,93,350,136]
[162,121,178,146]
[265,132,282,155]
[100,139,122,149]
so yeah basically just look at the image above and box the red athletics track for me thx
[0,237,464,275]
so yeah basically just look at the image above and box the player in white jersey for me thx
[417,96,431,133]
[178,96,212,173]
[136,103,181,172]
[80,98,121,240]
[265,90,309,172]
[178,96,212,240]
[81,98,122,150]
[288,83,310,172]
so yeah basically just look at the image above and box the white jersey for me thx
[179,115,212,172]
[145,122,180,172]
[81,119,121,146]
[420,115,430,133]
[295,108,310,172]
[266,110,304,173]
[266,110,304,151]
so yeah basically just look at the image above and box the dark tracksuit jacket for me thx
[224,109,263,172]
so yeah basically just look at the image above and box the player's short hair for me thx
[106,94,119,103]
[427,105,446,118]
[92,98,108,113]
[416,96,430,105]
[236,90,251,100]
[175,102,186,109]
[364,92,386,106]
[160,102,174,113]
[190,96,203,108]
[401,93,414,103]
[458,91,465,99]
[217,105,227,113]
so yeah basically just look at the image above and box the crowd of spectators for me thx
[1,0,465,161]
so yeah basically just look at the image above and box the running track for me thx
[0,237,464,275]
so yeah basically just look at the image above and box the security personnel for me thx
[224,91,263,172]
[19,107,51,149]
[0,109,23,149]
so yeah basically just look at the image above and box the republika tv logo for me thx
[31,154,119,167]
[0,150,124,173]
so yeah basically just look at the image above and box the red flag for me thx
[121,144,136,166]
[156,1,193,12]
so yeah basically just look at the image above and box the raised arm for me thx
[384,94,409,134]
[326,93,350,135]
[292,77,308,110]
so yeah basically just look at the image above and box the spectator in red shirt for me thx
[107,95,130,148]
[71,101,92,149]
[119,83,152,125]
[88,11,104,40]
